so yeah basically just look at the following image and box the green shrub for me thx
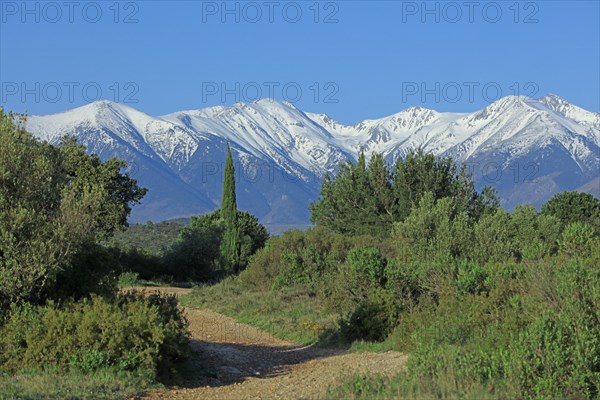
[272,246,330,289]
[346,247,386,287]
[559,222,597,257]
[118,271,140,288]
[164,210,269,281]
[508,259,600,398]
[239,235,294,289]
[456,260,489,295]
[392,194,475,262]
[0,293,189,381]
[541,191,600,234]
[382,259,599,399]
[340,288,400,343]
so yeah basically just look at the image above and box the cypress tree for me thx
[220,144,240,271]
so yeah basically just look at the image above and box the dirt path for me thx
[134,286,407,400]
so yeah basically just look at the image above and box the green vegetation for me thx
[118,271,140,288]
[0,110,146,306]
[1,293,188,380]
[105,146,269,283]
[186,151,600,399]
[165,209,268,281]
[109,220,183,255]
[2,106,599,398]
[0,110,190,398]
[221,143,241,271]
[541,190,600,233]
[0,368,156,400]
[310,149,498,236]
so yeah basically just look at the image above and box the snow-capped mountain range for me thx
[23,95,600,230]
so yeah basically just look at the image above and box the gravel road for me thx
[134,287,407,400]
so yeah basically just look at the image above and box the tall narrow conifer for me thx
[220,144,239,270]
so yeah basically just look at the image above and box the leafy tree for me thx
[559,222,597,258]
[393,148,497,221]
[367,153,396,235]
[311,149,498,237]
[312,151,387,235]
[220,144,241,271]
[166,210,269,281]
[392,193,473,262]
[237,210,270,269]
[541,191,600,233]
[164,213,224,281]
[471,209,514,263]
[0,109,146,305]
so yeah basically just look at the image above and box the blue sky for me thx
[1,0,598,124]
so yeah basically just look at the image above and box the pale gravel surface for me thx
[133,286,408,400]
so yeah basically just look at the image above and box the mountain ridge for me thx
[22,95,600,229]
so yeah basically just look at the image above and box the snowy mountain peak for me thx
[23,94,600,225]
[538,94,600,128]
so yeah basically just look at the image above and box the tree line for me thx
[310,149,499,237]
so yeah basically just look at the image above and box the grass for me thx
[117,271,194,289]
[138,279,194,288]
[348,340,397,353]
[0,368,158,400]
[180,276,340,346]
[325,372,508,400]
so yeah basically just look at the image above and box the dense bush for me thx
[559,221,597,257]
[108,220,184,255]
[234,164,599,399]
[330,257,600,399]
[340,288,400,342]
[346,247,386,287]
[310,149,499,237]
[164,213,224,281]
[395,197,563,264]
[164,210,268,281]
[0,292,189,381]
[393,194,473,262]
[45,242,120,301]
[0,110,146,306]
[541,191,600,233]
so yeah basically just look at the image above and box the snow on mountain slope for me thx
[161,99,352,179]
[24,95,600,226]
[538,94,600,129]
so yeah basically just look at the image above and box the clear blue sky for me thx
[1,0,598,124]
